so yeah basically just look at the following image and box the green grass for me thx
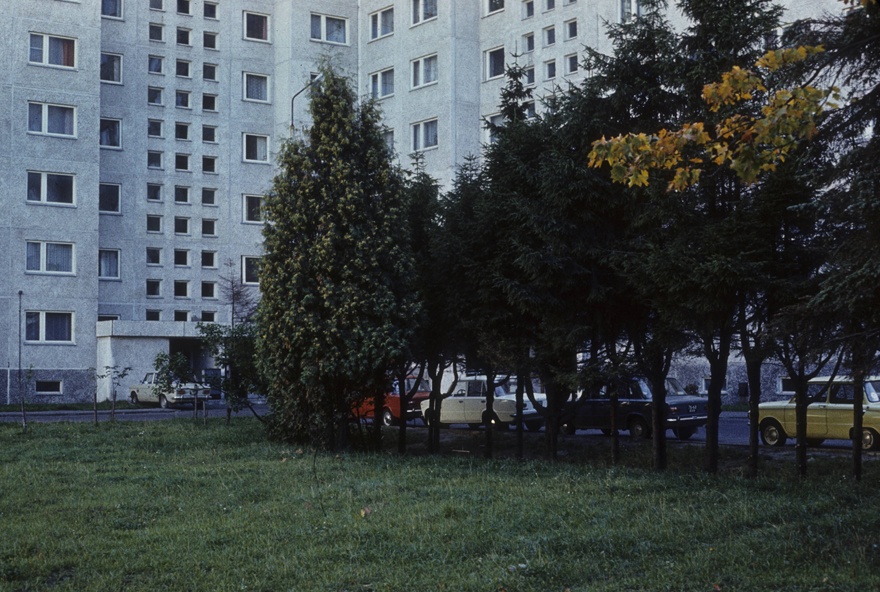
[1,420,878,591]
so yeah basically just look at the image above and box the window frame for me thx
[147,87,164,105]
[412,118,438,152]
[310,13,348,45]
[26,241,75,275]
[99,117,122,149]
[27,102,76,137]
[204,31,218,50]
[149,23,165,42]
[176,27,192,46]
[243,72,270,102]
[242,194,264,224]
[173,248,190,267]
[146,279,162,297]
[146,247,162,266]
[412,0,438,25]
[565,53,579,75]
[370,7,394,40]
[176,59,191,78]
[27,171,75,205]
[242,256,260,285]
[98,249,121,280]
[201,250,217,269]
[486,0,505,15]
[173,280,190,299]
[202,93,218,112]
[243,11,270,42]
[146,214,163,233]
[202,155,217,174]
[411,54,438,89]
[176,90,191,109]
[174,216,191,235]
[242,133,269,163]
[485,47,505,80]
[147,150,163,169]
[370,68,395,99]
[30,33,77,69]
[25,311,74,344]
[202,218,218,237]
[148,55,164,74]
[98,183,121,213]
[100,52,122,83]
[101,0,123,19]
[564,18,578,40]
[174,185,190,203]
[543,26,556,47]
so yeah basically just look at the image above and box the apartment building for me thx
[1,0,836,404]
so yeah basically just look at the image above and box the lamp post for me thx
[289,73,324,132]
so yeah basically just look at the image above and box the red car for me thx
[352,377,431,426]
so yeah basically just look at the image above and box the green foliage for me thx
[257,65,417,448]
[153,352,196,395]
[198,322,262,411]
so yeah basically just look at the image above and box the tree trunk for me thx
[794,375,808,478]
[703,327,732,474]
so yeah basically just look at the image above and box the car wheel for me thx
[862,428,878,451]
[381,408,396,427]
[129,392,139,405]
[628,417,650,439]
[760,420,786,447]
[526,420,543,432]
[159,394,170,409]
[806,438,825,447]
[674,427,696,441]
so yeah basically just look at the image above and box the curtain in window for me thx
[424,120,438,147]
[101,54,120,81]
[26,242,41,271]
[310,15,322,39]
[27,172,42,201]
[248,14,267,39]
[44,313,72,341]
[46,174,73,203]
[29,34,43,63]
[382,70,394,96]
[25,312,40,341]
[47,106,73,135]
[99,250,119,278]
[247,136,267,161]
[381,10,394,35]
[326,18,346,43]
[46,243,73,272]
[49,37,75,67]
[424,0,438,19]
[246,196,262,221]
[424,56,438,83]
[100,120,119,146]
[246,75,267,100]
[28,104,42,132]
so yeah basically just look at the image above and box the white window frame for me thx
[543,26,556,47]
[173,248,190,267]
[25,311,74,344]
[177,0,191,16]
[243,194,264,224]
[150,0,164,11]
[243,72,270,103]
[146,279,162,298]
[99,183,121,213]
[100,118,122,149]
[146,247,162,266]
[243,11,270,42]
[412,0,438,25]
[370,68,395,99]
[310,13,348,45]
[203,93,218,112]
[174,185,190,203]
[242,133,269,163]
[146,214,163,233]
[523,33,535,53]
[486,0,505,15]
[148,87,163,105]
[176,59,191,78]
[565,53,579,75]
[174,216,191,235]
[201,281,217,299]
[176,90,191,109]
[203,64,218,83]
[35,380,63,395]
[202,218,217,237]
[203,125,217,143]
[202,187,217,205]
[620,0,641,23]
[98,249,120,279]
[101,0,123,19]
[485,47,505,80]
[27,171,75,205]
[485,113,504,144]
[147,151,163,169]
[147,184,162,201]
[149,23,164,42]
[30,33,77,69]
[173,280,190,299]
[176,27,192,46]
[523,0,535,18]
[242,256,260,285]
[411,54,438,89]
[564,18,578,40]
[204,2,217,19]
[204,31,218,50]
[28,102,76,137]
[545,59,556,80]
[412,118,438,152]
[370,7,394,40]
[203,155,217,174]
[544,0,556,10]
[26,241,75,275]
[147,119,163,138]
[100,52,122,83]
[201,250,217,269]
[148,55,164,74]
[175,122,190,141]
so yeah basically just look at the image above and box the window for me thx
[35,381,63,395]
[545,59,556,79]
[97,315,121,322]
[100,118,121,148]
[203,63,218,81]
[201,250,217,268]
[244,12,269,41]
[174,185,189,203]
[204,31,218,49]
[523,0,534,18]
[146,310,161,321]
[412,0,437,24]
[147,184,162,201]
[203,125,217,143]
[176,28,191,46]
[204,2,217,18]
[201,311,216,323]
[203,94,217,112]
[174,281,189,298]
[175,153,190,171]
[200,156,216,173]
[149,24,164,42]
[99,183,120,212]
[100,52,122,82]
[148,87,163,105]
[101,0,122,18]
[175,122,190,140]
[147,215,162,232]
[146,279,162,297]
[177,0,190,15]
[202,187,217,205]
[370,68,394,99]
[524,101,536,118]
[147,119,163,137]
[25,311,73,343]
[148,55,163,74]
[30,34,76,68]
[26,241,74,274]
[544,26,555,46]
[310,14,347,44]
[174,310,189,322]
[27,172,74,205]
[485,47,505,80]
[412,118,438,151]
[176,59,191,77]
[485,113,504,144]
[243,194,263,223]
[524,66,535,85]
[202,219,217,236]
[176,90,191,108]
[28,102,75,137]
[565,53,579,75]
[244,73,269,102]
[370,7,394,40]
[173,249,189,267]
[382,129,394,150]
[148,150,164,170]
[487,0,504,14]
[174,216,190,235]
[242,256,260,284]
[545,0,556,9]
[201,282,216,299]
[146,247,162,265]
[523,33,534,52]
[621,0,641,22]
[98,249,120,279]
[411,54,438,88]
[243,134,268,162]
[150,0,163,10]
[565,19,577,40]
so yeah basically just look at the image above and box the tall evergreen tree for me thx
[257,65,416,449]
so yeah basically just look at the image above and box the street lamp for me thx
[289,73,324,132]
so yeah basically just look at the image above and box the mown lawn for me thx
[0,419,878,591]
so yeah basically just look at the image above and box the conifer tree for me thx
[257,66,416,449]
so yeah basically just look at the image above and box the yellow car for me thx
[758,376,880,450]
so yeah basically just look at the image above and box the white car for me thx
[129,372,211,409]
[420,376,545,430]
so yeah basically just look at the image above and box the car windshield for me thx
[666,377,688,396]
[866,381,880,404]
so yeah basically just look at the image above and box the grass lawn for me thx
[1,419,878,592]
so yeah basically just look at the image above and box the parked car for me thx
[565,378,709,440]
[351,377,431,426]
[129,372,211,408]
[758,376,880,450]
[420,375,544,430]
